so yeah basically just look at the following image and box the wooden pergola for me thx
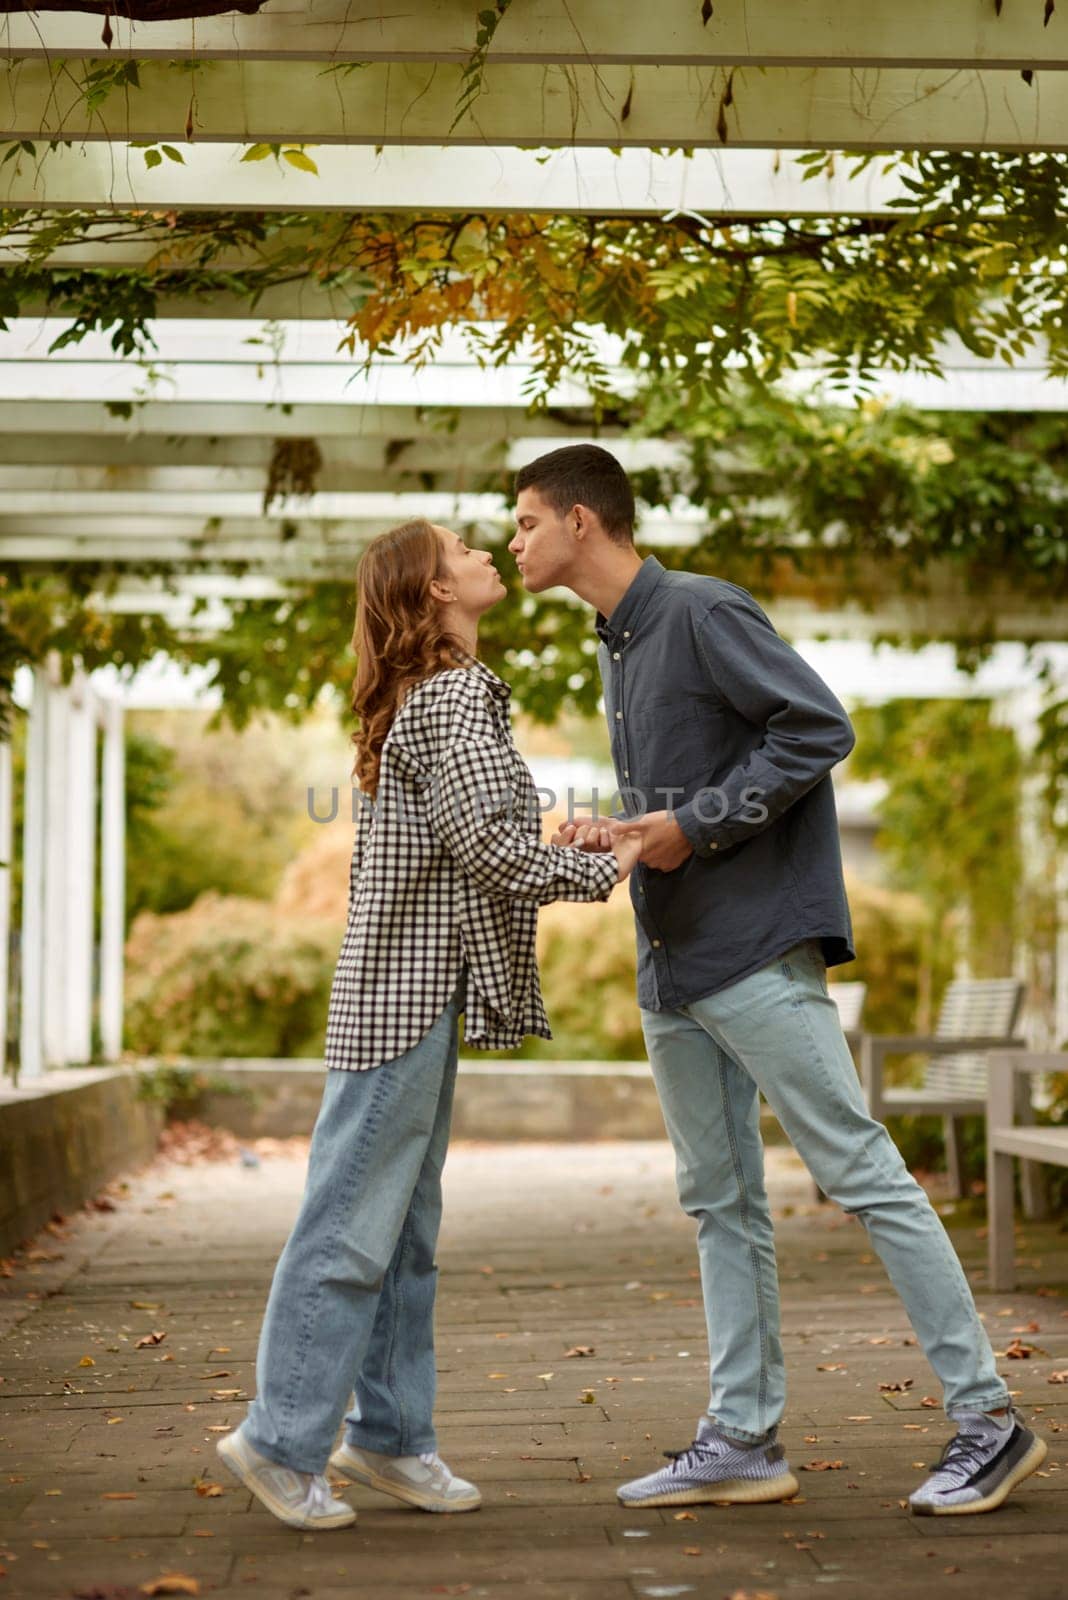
[1,0,1066,1076]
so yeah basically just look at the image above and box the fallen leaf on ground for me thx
[683,1546,701,1555]
[1012,1322,1040,1334]
[140,1579,200,1598]
[846,1415,872,1422]
[800,1459,844,1472]
[920,1396,939,1408]
[101,1492,137,1501]
[673,1510,697,1521]
[1003,1338,1044,1359]
[130,1301,160,1311]
[1048,1369,1068,1384]
[564,1345,595,1358]
[817,1363,846,1372]
[879,1379,913,1392]
[136,1331,167,1349]
[200,1370,231,1380]
[78,1356,95,1368]
[193,1483,223,1498]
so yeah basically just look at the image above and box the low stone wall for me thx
[0,1067,164,1256]
[191,1059,668,1142]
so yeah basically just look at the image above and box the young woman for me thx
[218,517,639,1529]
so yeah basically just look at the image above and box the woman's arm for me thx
[421,673,620,906]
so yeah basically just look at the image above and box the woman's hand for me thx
[551,820,613,851]
[551,819,641,883]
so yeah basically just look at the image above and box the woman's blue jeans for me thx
[242,978,464,1473]
[640,940,1010,1444]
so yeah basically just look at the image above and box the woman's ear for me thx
[429,577,455,603]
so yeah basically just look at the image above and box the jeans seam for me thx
[388,1210,415,1453]
[716,1055,770,1437]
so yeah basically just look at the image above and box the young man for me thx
[508,443,1046,1516]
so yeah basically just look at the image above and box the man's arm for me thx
[670,595,855,860]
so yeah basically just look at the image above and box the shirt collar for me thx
[595,555,666,646]
[450,647,512,703]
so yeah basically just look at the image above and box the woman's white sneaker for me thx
[216,1428,356,1529]
[329,1441,482,1512]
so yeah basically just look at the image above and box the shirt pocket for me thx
[628,696,719,785]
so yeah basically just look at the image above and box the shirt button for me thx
[623,630,631,638]
[652,938,661,948]
[623,769,629,778]
[638,887,644,896]
[613,651,621,660]
[615,711,622,720]
[709,842,719,851]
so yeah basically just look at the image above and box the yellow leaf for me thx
[240,143,272,163]
[282,148,319,175]
[140,1576,201,1597]
[78,1355,95,1367]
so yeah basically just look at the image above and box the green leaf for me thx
[143,148,163,169]
[161,144,185,164]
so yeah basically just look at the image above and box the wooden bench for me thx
[860,977,1025,1198]
[986,1051,1068,1291]
[828,980,867,1051]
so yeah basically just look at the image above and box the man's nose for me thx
[507,532,521,553]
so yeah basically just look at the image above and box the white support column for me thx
[994,682,1059,1049]
[41,662,70,1070]
[19,662,53,1079]
[98,696,126,1062]
[64,668,97,1065]
[0,735,12,1077]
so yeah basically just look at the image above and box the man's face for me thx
[508,487,576,593]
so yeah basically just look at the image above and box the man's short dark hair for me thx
[515,444,635,546]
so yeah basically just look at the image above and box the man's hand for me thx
[610,810,694,872]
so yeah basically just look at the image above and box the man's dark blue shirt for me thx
[595,555,856,1012]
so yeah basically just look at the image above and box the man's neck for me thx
[569,546,646,621]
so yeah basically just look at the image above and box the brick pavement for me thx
[1,1138,1065,1600]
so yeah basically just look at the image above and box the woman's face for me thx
[434,525,506,616]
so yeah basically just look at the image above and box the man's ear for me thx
[572,503,586,540]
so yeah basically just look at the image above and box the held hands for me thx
[552,820,639,882]
[551,810,693,879]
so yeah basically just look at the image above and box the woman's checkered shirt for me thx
[324,655,618,1070]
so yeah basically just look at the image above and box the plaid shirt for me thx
[324,654,619,1070]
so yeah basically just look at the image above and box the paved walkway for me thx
[1,1137,1065,1600]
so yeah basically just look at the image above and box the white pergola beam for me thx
[0,144,908,216]
[0,400,578,439]
[1,61,1064,151]
[1,1,1064,69]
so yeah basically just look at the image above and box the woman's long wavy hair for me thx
[350,518,465,797]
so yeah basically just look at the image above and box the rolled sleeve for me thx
[674,598,855,859]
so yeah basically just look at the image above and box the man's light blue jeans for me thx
[641,939,1010,1444]
[242,976,464,1473]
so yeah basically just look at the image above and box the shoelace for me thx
[300,1475,342,1516]
[929,1429,997,1485]
[663,1436,725,1474]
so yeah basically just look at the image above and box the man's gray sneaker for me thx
[909,1408,1047,1516]
[329,1440,482,1513]
[617,1417,800,1507]
[216,1427,356,1530]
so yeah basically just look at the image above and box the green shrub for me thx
[125,892,340,1058]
